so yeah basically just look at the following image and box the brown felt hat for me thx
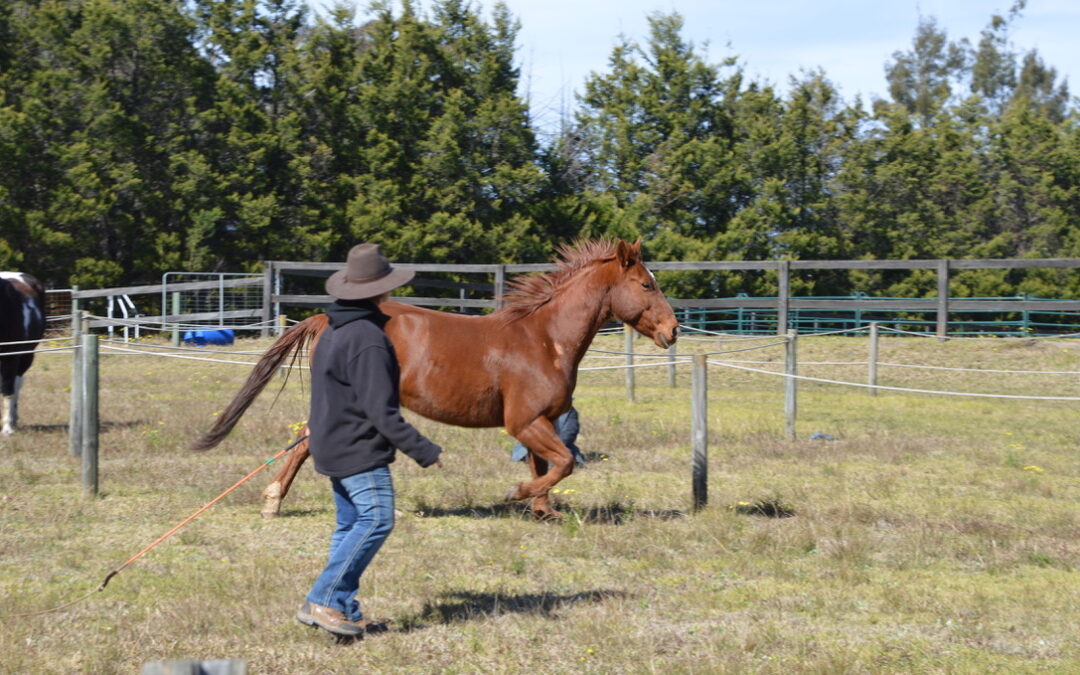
[325,243,415,300]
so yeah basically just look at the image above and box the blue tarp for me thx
[182,329,235,346]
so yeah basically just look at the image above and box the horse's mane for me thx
[497,239,619,322]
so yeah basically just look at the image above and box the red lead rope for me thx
[3,435,309,619]
[99,434,309,590]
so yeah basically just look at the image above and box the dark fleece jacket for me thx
[307,299,442,477]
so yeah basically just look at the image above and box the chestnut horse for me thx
[193,239,679,518]
[1,272,46,435]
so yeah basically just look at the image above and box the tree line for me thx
[1,0,1077,300]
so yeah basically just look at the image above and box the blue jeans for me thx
[510,407,586,466]
[510,441,586,466]
[306,465,395,621]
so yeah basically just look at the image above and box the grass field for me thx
[1,330,1078,674]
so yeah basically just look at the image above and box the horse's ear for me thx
[616,239,641,268]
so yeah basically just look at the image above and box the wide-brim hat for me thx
[325,243,415,300]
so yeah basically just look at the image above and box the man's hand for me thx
[434,457,444,469]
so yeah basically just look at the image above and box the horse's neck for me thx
[531,265,614,369]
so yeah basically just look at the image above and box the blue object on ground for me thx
[182,329,235,346]
[810,432,836,441]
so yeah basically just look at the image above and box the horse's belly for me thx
[386,306,507,427]
[402,388,502,428]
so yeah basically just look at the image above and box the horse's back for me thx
[382,301,512,354]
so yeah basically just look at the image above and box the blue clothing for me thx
[510,407,586,466]
[306,466,395,621]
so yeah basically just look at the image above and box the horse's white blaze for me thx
[0,271,26,281]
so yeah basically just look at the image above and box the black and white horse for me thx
[1,272,46,435]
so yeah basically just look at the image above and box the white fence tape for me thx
[707,359,1080,402]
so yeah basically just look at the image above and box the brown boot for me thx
[296,601,365,637]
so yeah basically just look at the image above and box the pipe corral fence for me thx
[49,256,1080,340]
[261,257,1080,338]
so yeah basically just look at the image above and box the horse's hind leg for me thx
[261,432,311,518]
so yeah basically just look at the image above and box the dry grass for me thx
[0,331,1078,674]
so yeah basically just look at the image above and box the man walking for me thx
[297,243,443,639]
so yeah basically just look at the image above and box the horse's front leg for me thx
[0,374,20,436]
[524,452,560,520]
[261,431,311,518]
[0,394,13,435]
[505,417,574,519]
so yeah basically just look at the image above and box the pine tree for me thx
[0,0,217,285]
[574,12,749,295]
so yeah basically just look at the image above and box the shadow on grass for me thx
[276,507,329,518]
[400,589,628,630]
[731,498,796,518]
[412,501,686,524]
[21,420,146,434]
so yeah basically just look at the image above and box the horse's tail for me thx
[191,314,328,452]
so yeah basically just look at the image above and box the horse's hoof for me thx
[532,508,564,521]
[261,484,282,518]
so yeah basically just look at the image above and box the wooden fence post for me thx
[624,324,635,403]
[261,261,274,338]
[777,261,790,336]
[494,265,506,311]
[691,354,708,511]
[785,329,798,441]
[69,298,83,457]
[667,342,677,387]
[81,334,99,497]
[936,259,950,339]
[171,291,181,347]
[868,322,879,396]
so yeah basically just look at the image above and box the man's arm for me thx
[351,346,442,467]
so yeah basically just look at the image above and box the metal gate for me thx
[160,272,264,330]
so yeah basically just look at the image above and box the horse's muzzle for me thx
[655,325,678,349]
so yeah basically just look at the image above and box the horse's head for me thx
[607,240,679,348]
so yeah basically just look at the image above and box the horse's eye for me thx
[641,281,653,291]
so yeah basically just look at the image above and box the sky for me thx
[332,1,1080,133]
